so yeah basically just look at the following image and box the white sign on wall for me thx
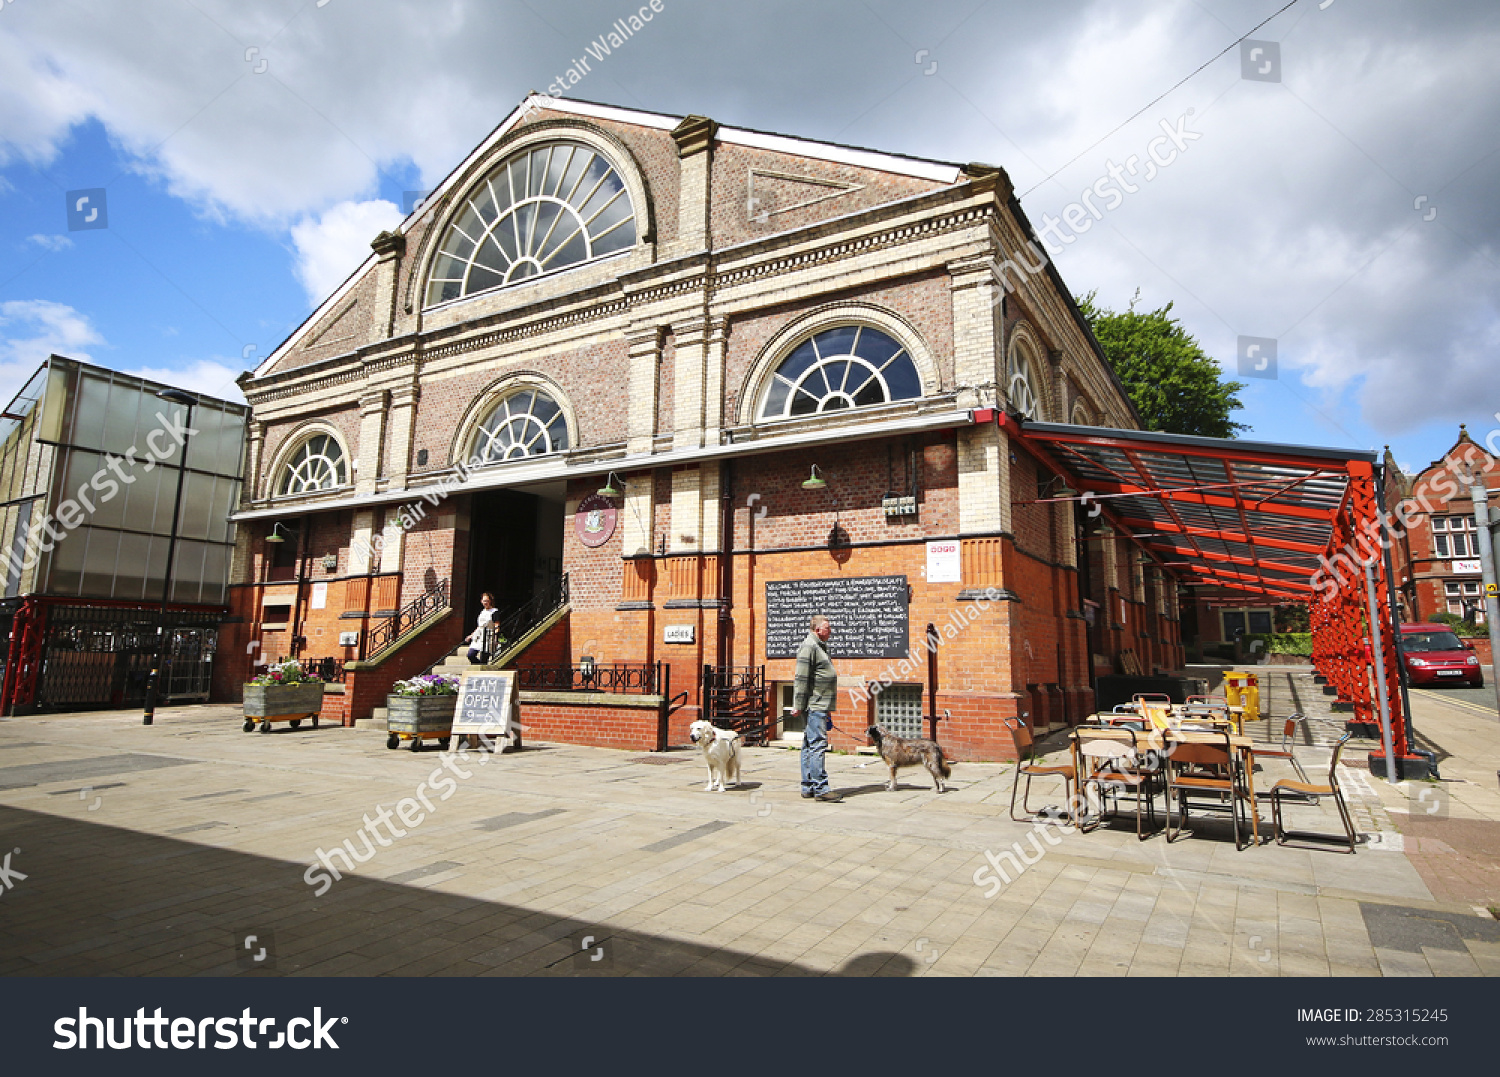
[664,624,695,644]
[311,582,328,609]
[1452,560,1482,574]
[926,540,961,583]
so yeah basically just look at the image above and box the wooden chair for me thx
[1077,730,1161,840]
[1164,732,1256,850]
[1004,717,1076,825]
[1269,732,1357,853]
[1253,714,1310,785]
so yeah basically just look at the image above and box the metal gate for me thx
[701,665,770,745]
[34,606,221,710]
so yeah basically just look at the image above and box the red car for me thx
[1399,623,1484,688]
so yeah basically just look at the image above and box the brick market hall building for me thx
[219,96,1186,760]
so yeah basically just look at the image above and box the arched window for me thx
[277,433,348,496]
[425,141,637,306]
[472,388,570,463]
[1007,342,1040,420]
[757,325,922,421]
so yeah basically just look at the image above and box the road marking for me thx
[1412,690,1496,717]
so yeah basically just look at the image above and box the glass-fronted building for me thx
[0,355,247,712]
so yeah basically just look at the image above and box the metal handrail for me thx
[516,660,663,695]
[361,579,450,661]
[479,574,569,658]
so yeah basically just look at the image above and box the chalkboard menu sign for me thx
[765,575,909,659]
[452,671,516,737]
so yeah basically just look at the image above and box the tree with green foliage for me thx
[1077,290,1248,438]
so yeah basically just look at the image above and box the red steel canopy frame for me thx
[983,411,1417,776]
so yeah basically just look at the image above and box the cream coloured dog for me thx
[688,719,741,792]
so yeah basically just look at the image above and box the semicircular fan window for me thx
[425,142,636,306]
[757,326,922,420]
[278,434,348,496]
[472,388,571,463]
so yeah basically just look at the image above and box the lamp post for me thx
[143,388,198,726]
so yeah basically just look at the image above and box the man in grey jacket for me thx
[792,614,843,802]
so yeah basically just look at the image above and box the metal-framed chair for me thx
[1164,731,1257,850]
[1253,714,1310,785]
[1004,717,1076,825]
[1268,732,1358,853]
[1077,729,1162,840]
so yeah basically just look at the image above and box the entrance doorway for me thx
[465,483,565,650]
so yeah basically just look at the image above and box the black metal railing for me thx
[361,579,450,661]
[280,656,346,683]
[702,664,771,745]
[478,574,569,659]
[516,660,664,695]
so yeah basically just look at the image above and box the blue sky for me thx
[2,0,1497,480]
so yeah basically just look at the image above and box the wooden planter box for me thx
[386,694,458,734]
[242,681,325,732]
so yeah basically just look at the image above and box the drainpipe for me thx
[716,459,734,673]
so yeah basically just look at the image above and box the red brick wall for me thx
[518,697,662,752]
[332,615,467,725]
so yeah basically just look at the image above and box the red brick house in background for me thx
[1384,427,1499,629]
[216,95,1186,760]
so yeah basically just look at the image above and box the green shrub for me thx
[1429,612,1485,637]
[1244,632,1312,655]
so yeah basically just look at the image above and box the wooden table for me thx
[1070,725,1261,843]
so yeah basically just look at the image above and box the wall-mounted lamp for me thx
[597,472,625,498]
[801,465,828,491]
[266,522,295,544]
[321,554,339,572]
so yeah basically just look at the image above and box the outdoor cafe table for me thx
[1070,723,1261,843]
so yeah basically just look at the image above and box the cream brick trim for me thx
[736,302,939,427]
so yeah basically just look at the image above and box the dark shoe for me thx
[815,791,843,803]
[800,791,814,799]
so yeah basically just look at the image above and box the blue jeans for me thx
[801,709,831,795]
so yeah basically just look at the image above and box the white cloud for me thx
[25,234,73,251]
[1,0,1497,452]
[0,299,105,407]
[289,199,404,306]
[122,359,247,405]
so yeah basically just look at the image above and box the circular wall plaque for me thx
[575,493,618,548]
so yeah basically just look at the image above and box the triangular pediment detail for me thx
[307,300,358,348]
[746,168,865,223]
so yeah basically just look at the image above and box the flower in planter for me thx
[247,660,324,688]
[391,673,461,697]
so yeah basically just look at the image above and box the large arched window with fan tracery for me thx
[277,433,348,496]
[425,141,637,306]
[757,325,922,421]
[1007,340,1040,420]
[471,388,571,463]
